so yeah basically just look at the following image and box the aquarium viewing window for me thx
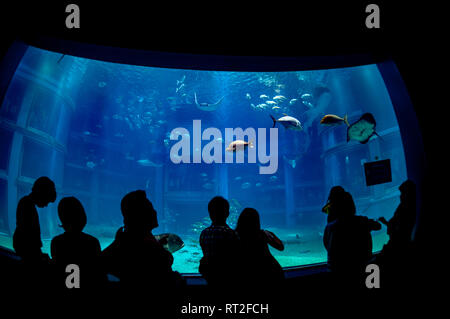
[0,45,410,274]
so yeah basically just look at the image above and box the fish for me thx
[176,75,186,86]
[269,175,278,181]
[272,95,287,102]
[283,155,297,168]
[245,93,251,99]
[255,182,262,187]
[194,92,224,111]
[320,114,350,126]
[137,159,164,167]
[260,94,269,99]
[272,106,280,110]
[265,101,277,106]
[302,101,314,109]
[270,114,302,131]
[289,99,298,105]
[347,113,381,144]
[225,140,254,152]
[155,233,185,253]
[234,176,242,181]
[86,161,96,169]
[200,172,208,177]
[176,83,185,93]
[241,182,251,189]
[301,93,312,100]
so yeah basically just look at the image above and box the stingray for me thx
[194,92,224,111]
[155,233,185,253]
[347,113,381,144]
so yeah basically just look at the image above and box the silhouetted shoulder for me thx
[16,195,36,223]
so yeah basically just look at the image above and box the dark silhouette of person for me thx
[13,176,56,263]
[376,180,417,288]
[235,208,285,291]
[50,196,106,289]
[101,190,183,294]
[378,180,417,255]
[322,186,346,223]
[323,190,381,288]
[199,196,242,291]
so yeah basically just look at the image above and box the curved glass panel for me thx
[0,46,408,273]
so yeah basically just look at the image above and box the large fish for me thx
[270,114,302,131]
[320,114,350,126]
[226,140,254,152]
[347,113,381,144]
[155,233,185,253]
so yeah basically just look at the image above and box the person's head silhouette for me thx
[235,208,260,237]
[333,191,356,219]
[31,176,56,208]
[208,196,229,225]
[121,190,157,233]
[58,196,87,233]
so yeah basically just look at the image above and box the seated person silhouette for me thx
[235,208,285,291]
[378,180,417,255]
[51,196,106,289]
[13,176,56,264]
[199,196,242,290]
[323,190,381,287]
[102,190,179,292]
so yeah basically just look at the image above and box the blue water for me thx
[0,46,408,273]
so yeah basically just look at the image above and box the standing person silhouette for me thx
[13,176,56,263]
[323,190,381,288]
[13,176,56,288]
[378,180,417,255]
[376,180,417,288]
